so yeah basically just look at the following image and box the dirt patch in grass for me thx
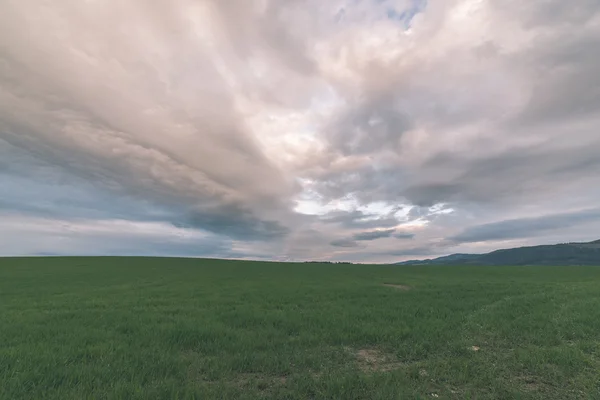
[347,347,405,373]
[234,373,288,392]
[182,351,288,391]
[516,375,550,392]
[383,283,412,290]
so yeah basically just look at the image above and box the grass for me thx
[1,257,600,399]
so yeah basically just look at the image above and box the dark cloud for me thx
[403,183,466,208]
[330,238,359,248]
[0,141,173,222]
[0,140,287,241]
[176,206,290,241]
[403,142,600,208]
[450,208,600,244]
[394,232,415,239]
[353,228,396,241]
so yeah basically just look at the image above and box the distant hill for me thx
[397,240,600,266]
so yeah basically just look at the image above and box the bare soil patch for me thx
[235,373,288,392]
[516,375,550,392]
[182,351,287,391]
[383,283,412,290]
[347,347,405,373]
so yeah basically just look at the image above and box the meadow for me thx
[1,257,599,399]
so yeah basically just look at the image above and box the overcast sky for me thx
[1,0,599,262]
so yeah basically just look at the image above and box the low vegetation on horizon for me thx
[1,257,600,399]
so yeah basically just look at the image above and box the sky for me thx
[1,0,600,262]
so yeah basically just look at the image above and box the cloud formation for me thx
[354,229,397,241]
[1,0,600,261]
[450,209,600,244]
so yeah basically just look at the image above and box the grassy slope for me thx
[1,257,599,399]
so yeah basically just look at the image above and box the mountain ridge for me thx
[397,239,600,266]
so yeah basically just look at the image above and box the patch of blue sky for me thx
[386,0,428,29]
[334,0,427,29]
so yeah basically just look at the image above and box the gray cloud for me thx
[175,206,290,241]
[0,140,173,221]
[394,232,415,240]
[450,208,600,244]
[304,0,600,213]
[403,141,600,208]
[387,247,438,257]
[353,228,396,241]
[330,238,359,248]
[0,213,236,258]
[327,94,413,156]
[513,34,600,127]
[1,0,600,261]
[319,209,401,229]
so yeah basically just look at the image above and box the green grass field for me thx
[1,257,599,399]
